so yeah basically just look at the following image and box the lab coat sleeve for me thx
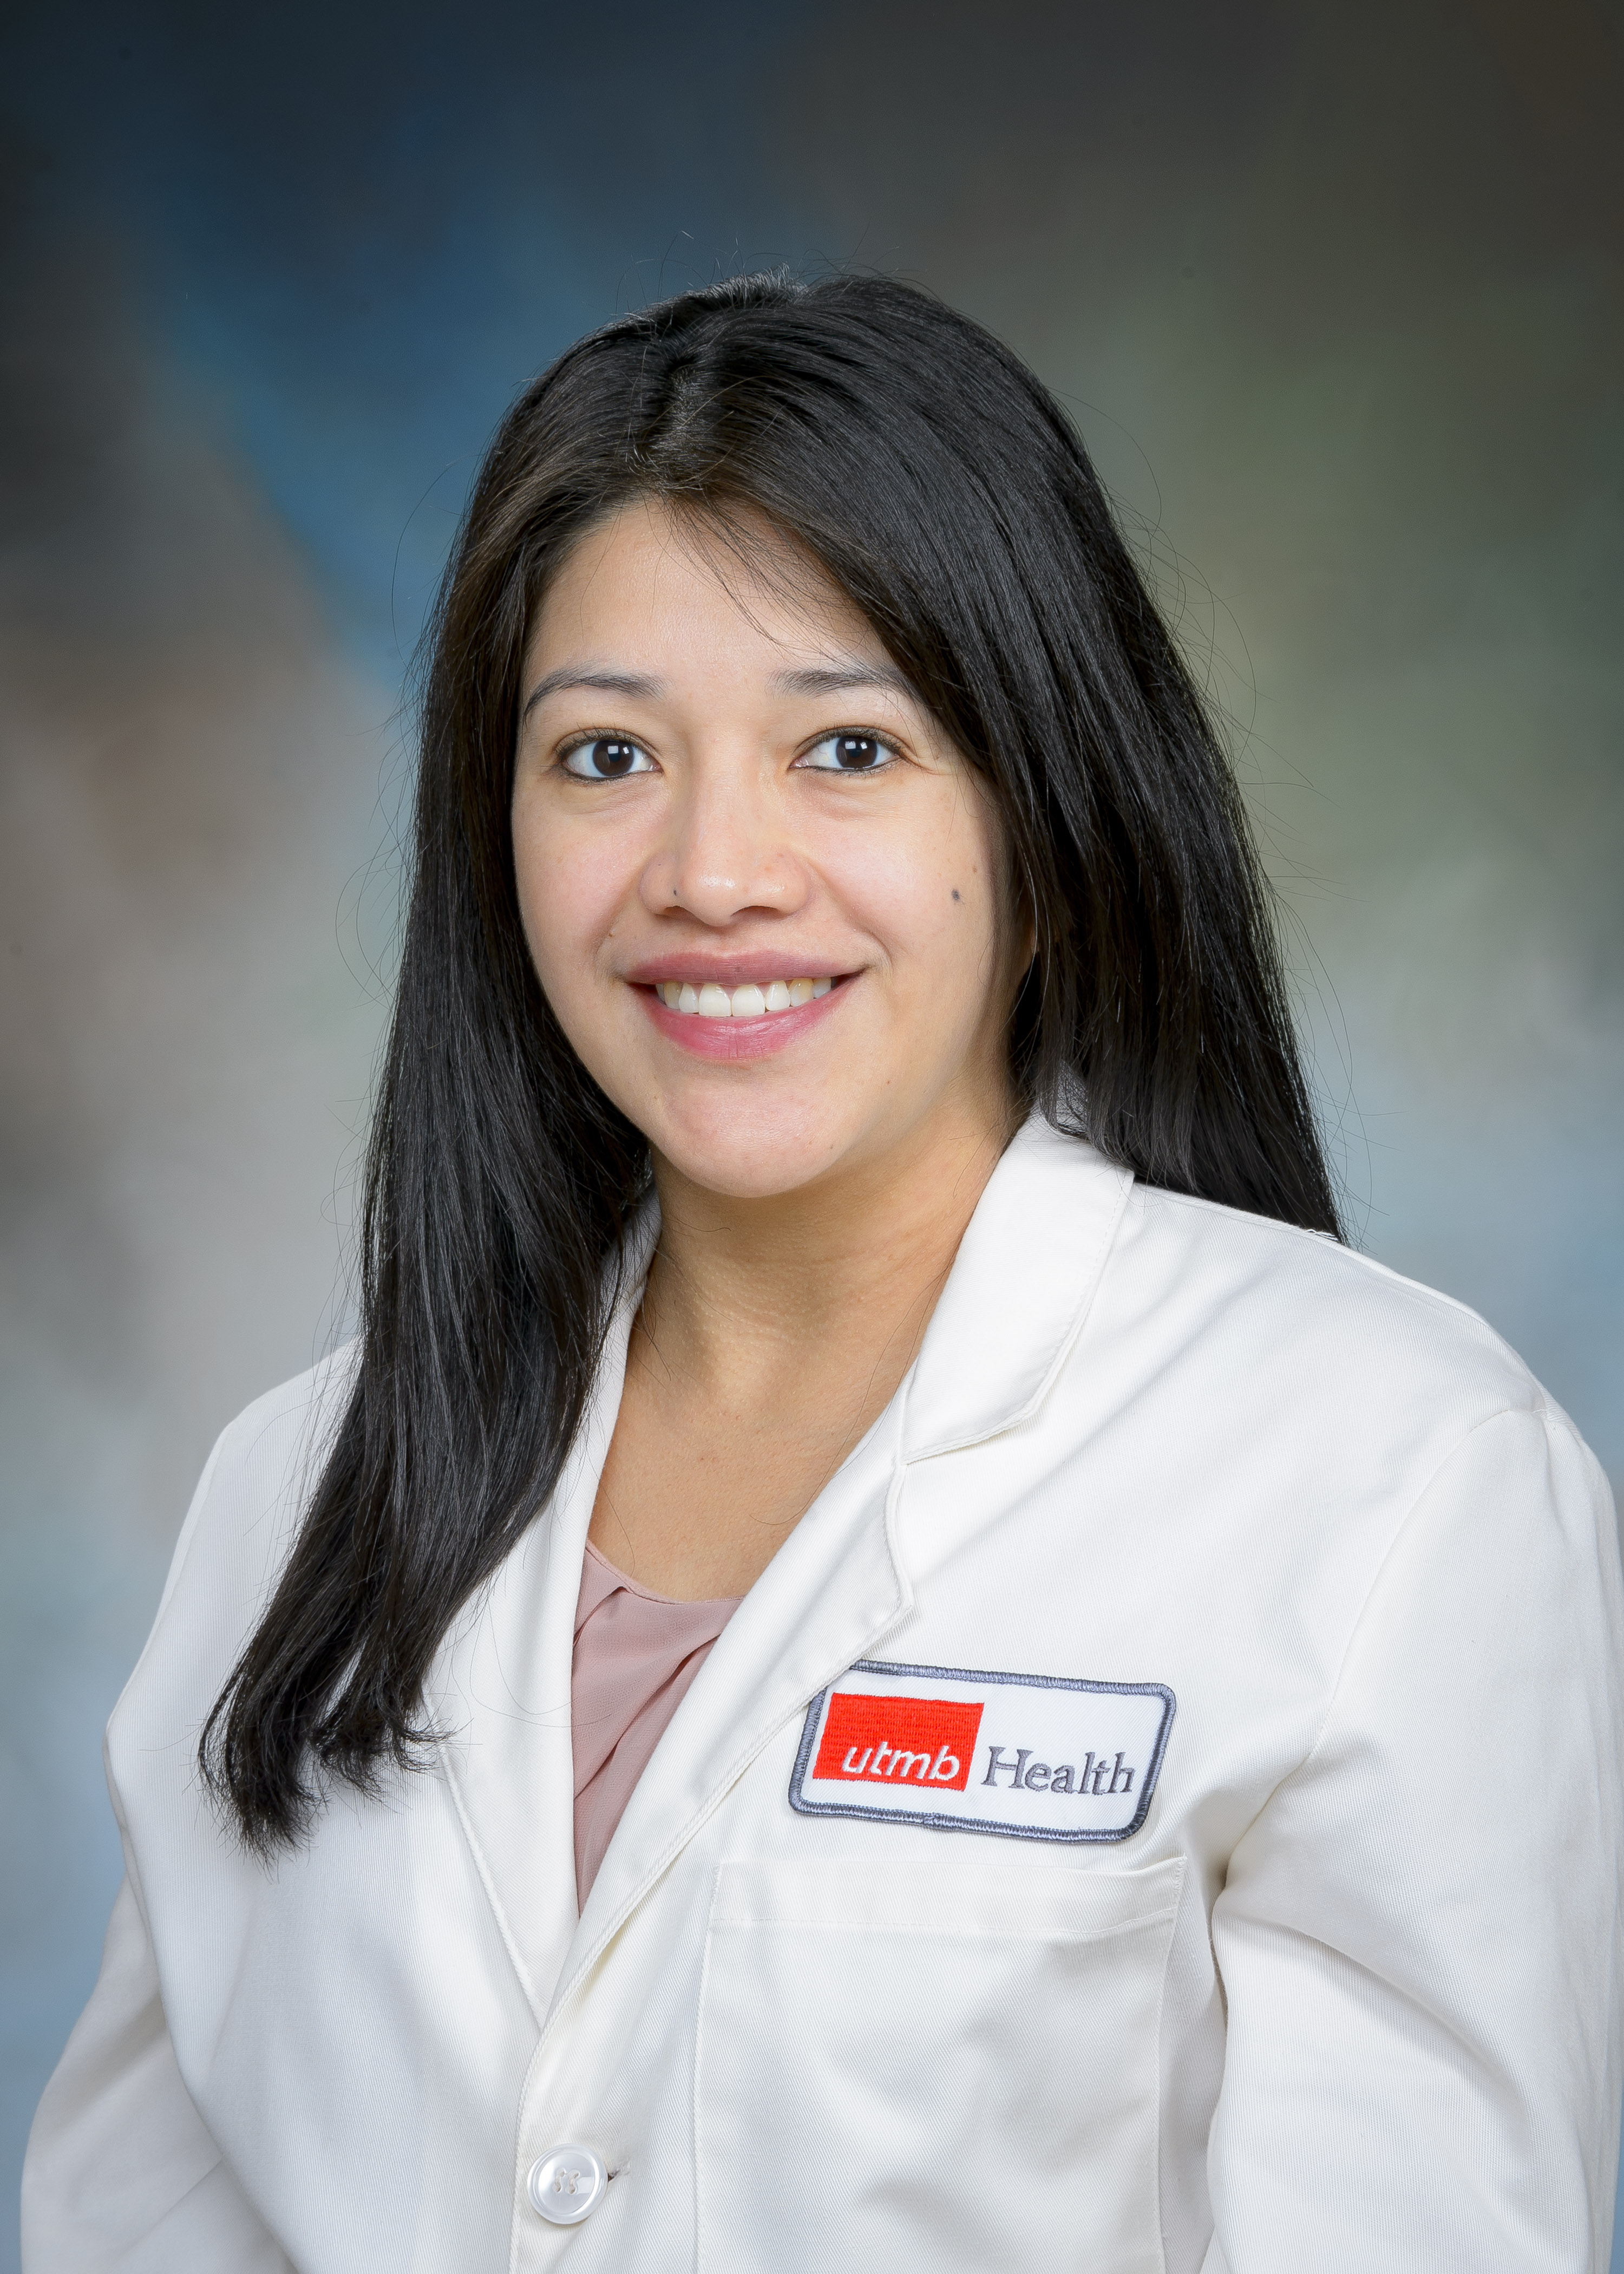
[22,1412,297,2274]
[1204,1404,1624,2272]
[20,1868,293,2273]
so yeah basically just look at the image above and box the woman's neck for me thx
[589,1087,1017,1599]
[643,1094,1016,1401]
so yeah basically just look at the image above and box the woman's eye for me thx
[561,736,656,780]
[799,733,897,773]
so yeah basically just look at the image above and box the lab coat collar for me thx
[901,1115,1132,1460]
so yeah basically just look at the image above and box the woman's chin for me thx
[644,1099,874,1204]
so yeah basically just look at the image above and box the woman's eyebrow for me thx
[772,661,918,701]
[522,666,663,720]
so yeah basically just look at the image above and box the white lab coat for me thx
[23,1120,1624,2272]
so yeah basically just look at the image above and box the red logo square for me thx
[812,1693,984,1793]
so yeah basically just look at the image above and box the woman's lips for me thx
[634,973,852,1060]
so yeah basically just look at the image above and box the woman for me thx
[23,273,1623,2272]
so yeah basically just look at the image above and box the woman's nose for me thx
[639,761,808,926]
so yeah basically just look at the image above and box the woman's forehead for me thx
[530,498,884,674]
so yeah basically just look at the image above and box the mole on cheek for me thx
[951,888,961,901]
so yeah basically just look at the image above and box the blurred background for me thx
[2,0,1620,2260]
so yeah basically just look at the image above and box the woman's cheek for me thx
[815,794,959,946]
[837,833,998,1004]
[515,819,623,990]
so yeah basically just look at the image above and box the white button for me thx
[527,2144,608,2225]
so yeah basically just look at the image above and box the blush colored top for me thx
[571,1541,742,1911]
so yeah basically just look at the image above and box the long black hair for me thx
[202,270,1341,1850]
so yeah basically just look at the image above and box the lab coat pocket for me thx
[695,1851,1184,2274]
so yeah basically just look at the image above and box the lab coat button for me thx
[527,2144,608,2225]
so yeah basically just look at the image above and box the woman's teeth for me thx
[657,978,835,1018]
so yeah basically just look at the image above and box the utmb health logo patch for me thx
[790,1660,1175,1844]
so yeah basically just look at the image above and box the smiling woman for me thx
[22,276,1622,2274]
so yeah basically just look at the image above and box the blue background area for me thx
[3,2,1621,2263]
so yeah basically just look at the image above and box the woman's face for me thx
[512,500,1024,1201]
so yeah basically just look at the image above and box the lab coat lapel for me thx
[430,1229,653,2026]
[558,1385,911,2002]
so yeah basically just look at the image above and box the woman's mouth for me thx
[636,972,850,1060]
[654,977,835,1018]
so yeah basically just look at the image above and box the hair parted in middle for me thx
[201,269,1341,1852]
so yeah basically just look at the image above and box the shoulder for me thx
[1053,1166,1616,1676]
[1116,1175,1549,1435]
[971,1123,1561,1473]
[1058,1167,1608,1557]
[110,1345,360,1767]
[175,1341,359,1596]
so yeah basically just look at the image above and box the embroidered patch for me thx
[789,1659,1175,1844]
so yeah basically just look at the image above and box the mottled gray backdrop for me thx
[3,3,1621,2262]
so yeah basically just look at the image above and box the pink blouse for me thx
[571,1542,741,1911]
